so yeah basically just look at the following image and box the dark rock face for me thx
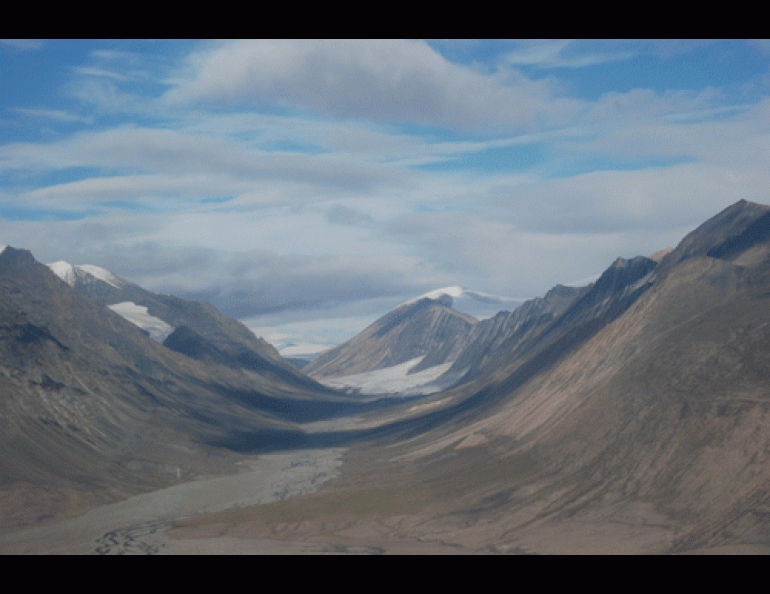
[60,264,293,372]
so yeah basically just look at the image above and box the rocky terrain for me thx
[304,294,478,379]
[0,247,351,533]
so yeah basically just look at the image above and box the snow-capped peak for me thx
[74,264,124,289]
[48,261,126,289]
[48,260,77,286]
[400,285,526,320]
[0,245,7,255]
[400,285,466,307]
[401,285,515,307]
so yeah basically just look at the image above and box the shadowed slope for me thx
[0,247,346,533]
[376,200,770,553]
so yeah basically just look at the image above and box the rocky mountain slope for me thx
[0,248,344,533]
[6,199,770,553]
[46,260,317,390]
[347,199,770,552]
[304,294,478,380]
[304,278,590,397]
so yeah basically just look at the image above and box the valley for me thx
[3,200,770,554]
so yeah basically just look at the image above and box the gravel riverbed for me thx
[0,447,347,554]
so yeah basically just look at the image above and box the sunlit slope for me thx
[391,200,770,552]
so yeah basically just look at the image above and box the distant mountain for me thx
[443,281,590,384]
[398,285,526,320]
[303,285,583,393]
[304,293,478,383]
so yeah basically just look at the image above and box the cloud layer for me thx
[3,39,770,353]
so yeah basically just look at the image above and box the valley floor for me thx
[0,446,346,554]
[4,392,770,555]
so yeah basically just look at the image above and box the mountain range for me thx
[304,282,590,395]
[3,199,770,553]
[269,198,770,552]
[0,248,345,532]
[332,198,770,553]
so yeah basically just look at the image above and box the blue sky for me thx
[2,39,770,355]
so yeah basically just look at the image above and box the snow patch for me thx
[318,356,464,396]
[47,261,125,288]
[48,260,77,286]
[74,264,124,288]
[108,301,174,343]
[0,245,6,255]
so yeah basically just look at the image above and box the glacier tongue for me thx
[318,356,463,396]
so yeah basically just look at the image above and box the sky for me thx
[2,39,770,357]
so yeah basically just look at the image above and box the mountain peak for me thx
[664,199,770,269]
[47,261,127,289]
[0,246,40,272]
[401,285,467,307]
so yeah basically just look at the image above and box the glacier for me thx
[317,356,466,396]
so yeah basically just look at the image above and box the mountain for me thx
[303,290,479,393]
[353,199,770,553]
[309,247,656,399]
[7,199,770,553]
[303,283,587,395]
[47,259,321,392]
[0,247,342,533]
[399,285,525,320]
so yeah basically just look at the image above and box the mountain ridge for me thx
[304,296,478,381]
[0,246,347,532]
[364,198,770,553]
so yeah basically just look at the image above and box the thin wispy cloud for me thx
[72,66,131,81]
[501,39,709,70]
[1,39,43,50]
[8,107,94,124]
[502,39,640,68]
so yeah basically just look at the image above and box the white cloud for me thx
[161,39,585,133]
[503,39,639,69]
[4,39,770,351]
[502,39,714,70]
[1,125,412,211]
